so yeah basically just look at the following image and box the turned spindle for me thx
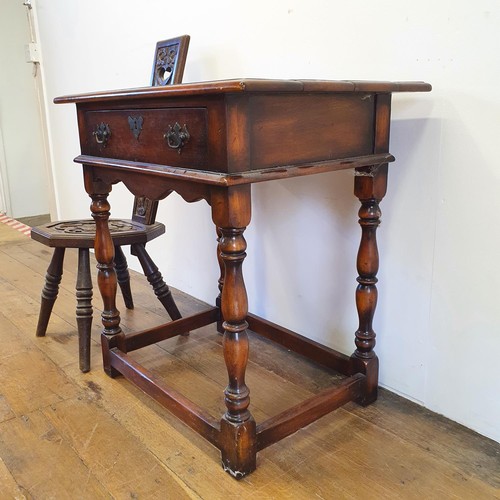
[36,247,65,337]
[212,185,256,478]
[76,248,93,372]
[216,226,225,333]
[133,242,182,321]
[89,192,121,337]
[351,164,388,405]
[113,245,134,309]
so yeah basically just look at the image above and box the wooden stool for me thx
[31,35,190,372]
[31,215,181,372]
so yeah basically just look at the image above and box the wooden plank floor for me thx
[0,220,498,499]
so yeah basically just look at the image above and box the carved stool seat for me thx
[32,219,165,248]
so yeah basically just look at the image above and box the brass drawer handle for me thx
[164,122,189,152]
[93,123,111,147]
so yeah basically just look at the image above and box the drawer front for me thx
[81,108,208,168]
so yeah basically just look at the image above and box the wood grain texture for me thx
[42,397,195,499]
[0,456,25,499]
[247,94,374,169]
[0,221,498,497]
[54,78,432,105]
[0,411,109,499]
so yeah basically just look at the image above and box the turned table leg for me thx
[216,226,225,333]
[212,185,256,478]
[85,170,122,377]
[351,165,388,405]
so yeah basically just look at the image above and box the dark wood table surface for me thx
[56,78,431,478]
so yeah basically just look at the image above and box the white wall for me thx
[0,0,51,218]
[35,0,500,443]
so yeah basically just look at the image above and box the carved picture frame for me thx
[151,35,190,86]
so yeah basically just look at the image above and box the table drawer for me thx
[81,108,208,168]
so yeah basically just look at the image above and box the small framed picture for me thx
[151,35,190,86]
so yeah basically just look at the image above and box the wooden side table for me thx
[56,78,431,478]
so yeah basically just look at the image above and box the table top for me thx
[55,78,431,104]
[59,78,431,185]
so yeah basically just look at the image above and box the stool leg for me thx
[114,245,134,309]
[36,247,65,337]
[132,243,182,321]
[76,248,93,373]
